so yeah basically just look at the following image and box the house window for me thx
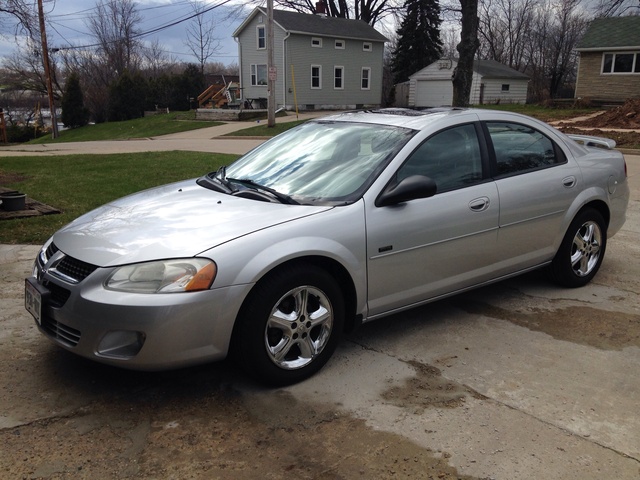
[602,52,640,74]
[335,39,345,49]
[312,37,322,48]
[311,65,322,89]
[257,26,265,50]
[501,84,510,91]
[363,42,372,52]
[361,67,371,90]
[334,66,344,89]
[251,64,267,86]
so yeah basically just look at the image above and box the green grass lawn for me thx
[30,111,223,144]
[0,151,238,244]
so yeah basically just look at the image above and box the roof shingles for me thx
[576,17,640,50]
[252,9,388,43]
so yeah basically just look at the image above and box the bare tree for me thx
[0,0,41,37]
[3,36,62,96]
[86,0,143,77]
[523,0,588,100]
[268,0,405,26]
[478,0,537,71]
[184,0,222,76]
[595,0,639,16]
[141,38,174,78]
[543,0,588,98]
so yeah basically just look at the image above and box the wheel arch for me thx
[233,255,360,339]
[578,199,610,230]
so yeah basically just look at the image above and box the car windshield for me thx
[224,121,415,205]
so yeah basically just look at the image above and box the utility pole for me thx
[267,0,276,127]
[37,0,59,139]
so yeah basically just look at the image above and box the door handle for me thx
[563,176,577,188]
[469,197,490,212]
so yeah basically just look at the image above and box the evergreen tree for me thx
[391,0,443,84]
[108,70,148,121]
[60,72,90,128]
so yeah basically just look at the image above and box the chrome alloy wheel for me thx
[264,285,333,370]
[571,220,602,277]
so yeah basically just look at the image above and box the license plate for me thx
[25,279,42,325]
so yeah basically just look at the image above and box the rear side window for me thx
[487,122,565,176]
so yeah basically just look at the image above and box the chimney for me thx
[315,1,326,15]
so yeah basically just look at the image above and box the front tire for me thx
[549,208,607,288]
[234,264,344,386]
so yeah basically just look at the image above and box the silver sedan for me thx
[25,108,629,385]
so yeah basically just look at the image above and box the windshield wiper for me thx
[214,166,236,192]
[228,178,299,205]
[198,166,236,193]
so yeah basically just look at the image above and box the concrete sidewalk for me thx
[0,111,328,157]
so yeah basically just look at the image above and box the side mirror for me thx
[376,175,437,207]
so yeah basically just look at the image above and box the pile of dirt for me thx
[556,126,640,149]
[571,99,640,129]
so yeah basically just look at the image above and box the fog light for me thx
[97,331,145,358]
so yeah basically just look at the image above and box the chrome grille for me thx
[41,316,81,347]
[45,242,59,261]
[56,256,98,282]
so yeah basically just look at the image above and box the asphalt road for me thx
[0,125,638,478]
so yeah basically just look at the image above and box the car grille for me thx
[41,315,81,347]
[56,256,98,282]
[40,243,99,284]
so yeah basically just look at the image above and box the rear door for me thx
[484,120,582,274]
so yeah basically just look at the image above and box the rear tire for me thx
[234,264,344,386]
[549,208,607,288]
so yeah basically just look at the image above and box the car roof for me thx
[317,107,554,132]
[317,108,474,131]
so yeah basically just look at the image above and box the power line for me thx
[50,0,237,51]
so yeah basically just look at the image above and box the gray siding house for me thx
[232,8,388,110]
[575,16,640,102]
[404,58,529,107]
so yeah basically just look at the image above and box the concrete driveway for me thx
[0,130,638,478]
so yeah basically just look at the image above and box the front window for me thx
[602,52,640,74]
[225,122,415,204]
[397,124,483,192]
[361,67,371,90]
[251,64,267,86]
[312,37,322,47]
[311,65,322,89]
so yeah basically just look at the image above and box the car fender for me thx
[200,204,369,317]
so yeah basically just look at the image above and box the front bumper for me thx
[28,247,251,371]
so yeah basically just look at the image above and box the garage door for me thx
[415,80,453,107]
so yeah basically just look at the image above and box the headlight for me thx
[105,259,217,293]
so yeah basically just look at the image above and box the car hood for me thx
[53,179,332,267]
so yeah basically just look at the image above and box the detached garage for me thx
[407,58,529,107]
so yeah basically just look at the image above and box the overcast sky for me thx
[0,0,252,67]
